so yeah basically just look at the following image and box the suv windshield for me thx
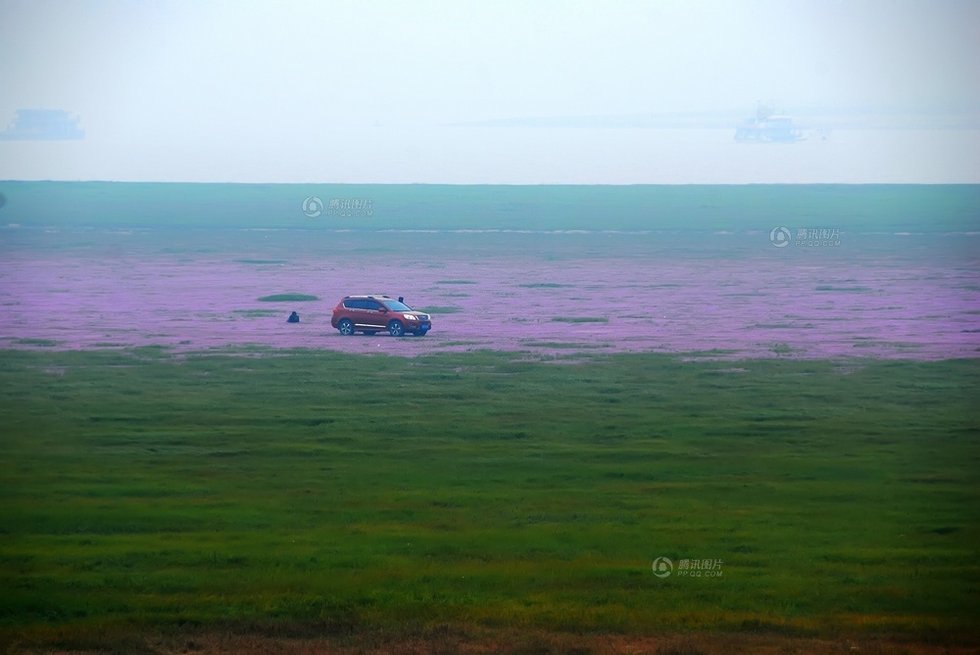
[383,300,412,312]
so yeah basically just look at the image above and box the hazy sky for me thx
[1,0,978,183]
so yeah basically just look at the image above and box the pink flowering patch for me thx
[1,229,978,360]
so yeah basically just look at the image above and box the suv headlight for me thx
[403,313,418,321]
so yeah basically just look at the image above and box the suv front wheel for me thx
[388,320,405,337]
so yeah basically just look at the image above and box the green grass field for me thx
[1,348,978,651]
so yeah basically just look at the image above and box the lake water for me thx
[2,184,978,360]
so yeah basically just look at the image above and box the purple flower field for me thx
[2,228,978,360]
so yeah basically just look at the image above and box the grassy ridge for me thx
[0,349,978,643]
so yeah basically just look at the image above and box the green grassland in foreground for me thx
[0,348,978,644]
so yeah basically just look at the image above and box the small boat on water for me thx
[735,107,804,143]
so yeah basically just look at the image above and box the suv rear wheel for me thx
[388,320,405,337]
[338,318,355,336]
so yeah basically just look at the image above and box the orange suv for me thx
[331,295,432,337]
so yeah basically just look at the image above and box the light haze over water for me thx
[1,0,978,184]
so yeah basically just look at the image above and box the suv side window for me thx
[364,299,383,311]
[344,299,365,310]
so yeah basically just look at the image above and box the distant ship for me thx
[735,106,803,143]
[0,109,85,141]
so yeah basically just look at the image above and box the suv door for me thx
[361,298,388,329]
[343,298,369,328]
